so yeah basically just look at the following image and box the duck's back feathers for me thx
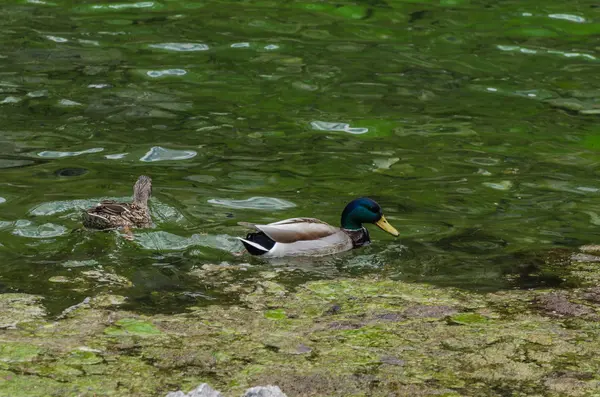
[82,201,151,230]
[255,218,339,243]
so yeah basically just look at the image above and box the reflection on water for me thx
[136,231,240,252]
[149,43,209,52]
[140,146,197,162]
[311,121,370,135]
[13,220,67,238]
[208,197,296,210]
[38,148,104,158]
[0,0,599,311]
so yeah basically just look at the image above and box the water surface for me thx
[0,0,599,312]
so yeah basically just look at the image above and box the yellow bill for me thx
[375,215,399,236]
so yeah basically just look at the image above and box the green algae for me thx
[64,350,103,366]
[0,250,599,395]
[0,343,41,363]
[0,294,46,329]
[447,312,489,325]
[104,318,162,337]
[264,309,286,320]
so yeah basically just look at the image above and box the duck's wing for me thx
[81,210,113,229]
[90,201,131,216]
[254,218,340,244]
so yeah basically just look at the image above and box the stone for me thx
[188,383,223,397]
[166,383,223,397]
[535,293,592,318]
[165,392,186,397]
[242,386,287,397]
[0,294,46,328]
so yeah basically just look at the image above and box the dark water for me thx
[0,0,599,312]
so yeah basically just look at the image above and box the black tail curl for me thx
[240,232,276,256]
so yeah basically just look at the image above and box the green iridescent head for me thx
[340,197,399,236]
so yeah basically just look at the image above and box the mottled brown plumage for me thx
[82,175,152,230]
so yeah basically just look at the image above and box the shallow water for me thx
[0,0,598,312]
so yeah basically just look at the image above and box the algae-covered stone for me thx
[3,267,600,396]
[447,312,489,325]
[535,293,593,318]
[64,350,103,366]
[0,293,46,328]
[48,276,72,283]
[264,309,286,320]
[0,369,65,397]
[37,363,84,381]
[578,244,600,255]
[82,269,133,287]
[90,294,127,308]
[104,318,161,336]
[0,342,41,363]
[243,280,288,309]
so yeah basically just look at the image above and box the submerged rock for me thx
[4,248,600,396]
[242,386,287,397]
[0,293,46,328]
[165,384,287,397]
[166,383,222,397]
[535,293,593,318]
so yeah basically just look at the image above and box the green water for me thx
[0,0,599,312]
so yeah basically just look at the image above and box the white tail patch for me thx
[237,237,269,252]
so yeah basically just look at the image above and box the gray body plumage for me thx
[238,217,370,257]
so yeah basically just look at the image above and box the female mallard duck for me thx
[82,175,152,232]
[238,197,399,257]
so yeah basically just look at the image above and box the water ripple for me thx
[27,90,48,98]
[497,45,596,61]
[310,120,369,135]
[58,99,82,106]
[105,153,128,159]
[149,43,209,51]
[91,2,157,10]
[12,220,67,238]
[0,97,20,104]
[136,231,240,252]
[146,69,187,78]
[208,196,296,210]
[45,35,68,43]
[140,146,197,162]
[30,199,99,216]
[483,181,513,191]
[548,14,585,23]
[30,197,183,223]
[62,260,98,268]
[38,148,104,158]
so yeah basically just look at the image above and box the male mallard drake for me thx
[238,197,399,257]
[82,175,152,231]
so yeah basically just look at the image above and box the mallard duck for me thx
[82,175,152,232]
[238,197,399,257]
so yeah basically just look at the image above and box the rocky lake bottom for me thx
[2,245,600,396]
